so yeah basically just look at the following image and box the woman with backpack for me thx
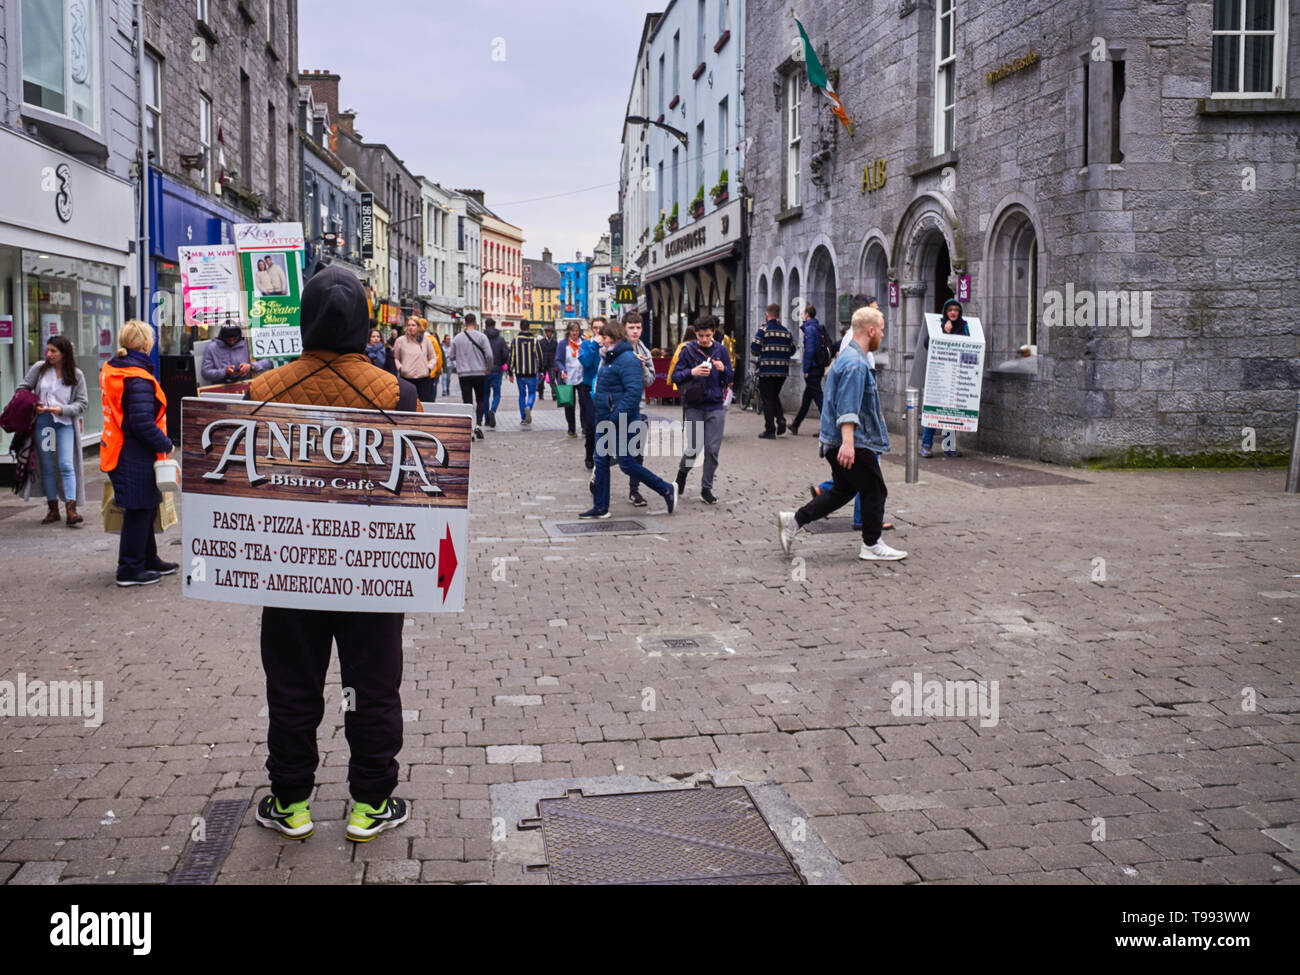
[17,335,89,525]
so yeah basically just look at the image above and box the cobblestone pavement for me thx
[1,399,1297,885]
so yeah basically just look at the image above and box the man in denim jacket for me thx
[778,306,907,562]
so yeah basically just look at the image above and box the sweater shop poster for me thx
[921,313,985,432]
[234,222,304,360]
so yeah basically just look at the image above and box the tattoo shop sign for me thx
[180,398,469,613]
[920,313,985,433]
[235,222,305,360]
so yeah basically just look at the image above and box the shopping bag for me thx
[101,481,177,533]
[556,383,575,407]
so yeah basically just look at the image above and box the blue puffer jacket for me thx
[106,349,174,510]
[594,341,644,422]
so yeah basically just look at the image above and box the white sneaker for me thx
[778,511,799,555]
[859,540,907,561]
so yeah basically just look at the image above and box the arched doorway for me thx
[756,273,769,321]
[858,239,889,349]
[807,245,837,333]
[932,243,953,314]
[770,267,784,325]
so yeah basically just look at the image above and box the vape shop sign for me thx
[180,398,471,613]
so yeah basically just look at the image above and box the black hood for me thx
[483,325,500,339]
[300,266,369,353]
[942,298,965,320]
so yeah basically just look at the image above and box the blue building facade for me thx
[556,261,590,319]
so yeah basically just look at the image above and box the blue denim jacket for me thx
[818,339,890,452]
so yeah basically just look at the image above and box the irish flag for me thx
[795,18,853,135]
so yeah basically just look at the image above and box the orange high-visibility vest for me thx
[99,362,168,472]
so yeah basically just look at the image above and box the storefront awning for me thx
[644,242,738,285]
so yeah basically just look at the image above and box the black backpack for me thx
[813,322,834,368]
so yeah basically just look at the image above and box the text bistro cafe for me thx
[0,126,134,474]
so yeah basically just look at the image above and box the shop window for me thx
[21,250,119,441]
[933,0,956,155]
[21,0,99,130]
[1212,0,1287,96]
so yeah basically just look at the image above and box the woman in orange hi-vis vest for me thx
[100,320,175,587]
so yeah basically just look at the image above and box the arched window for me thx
[756,273,769,323]
[987,207,1040,358]
[786,266,801,326]
[807,245,837,334]
[770,268,784,326]
[858,240,889,349]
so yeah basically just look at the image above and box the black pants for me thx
[793,371,823,427]
[409,375,436,402]
[117,506,159,575]
[260,607,404,806]
[796,447,888,546]
[759,376,787,433]
[577,382,595,463]
[459,375,487,426]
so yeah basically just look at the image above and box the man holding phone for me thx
[672,314,733,505]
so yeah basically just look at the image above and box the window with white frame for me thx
[21,0,100,129]
[265,0,274,44]
[199,93,213,191]
[697,0,706,62]
[720,0,729,33]
[197,0,209,22]
[673,32,680,98]
[785,74,801,208]
[143,49,162,161]
[1212,0,1287,96]
[934,0,956,154]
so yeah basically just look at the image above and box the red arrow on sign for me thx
[438,525,457,602]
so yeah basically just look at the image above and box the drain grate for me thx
[520,784,804,884]
[553,519,646,534]
[662,638,699,648]
[166,797,248,885]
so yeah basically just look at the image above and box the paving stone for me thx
[485,745,542,764]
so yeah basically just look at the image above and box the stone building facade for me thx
[745,0,1299,463]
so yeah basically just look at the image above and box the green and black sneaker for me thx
[346,796,410,842]
[255,794,313,839]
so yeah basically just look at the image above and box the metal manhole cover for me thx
[553,519,646,534]
[662,638,699,648]
[523,785,804,884]
[167,797,249,885]
[639,633,729,656]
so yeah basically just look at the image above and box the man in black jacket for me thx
[537,325,557,400]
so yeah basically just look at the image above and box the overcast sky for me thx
[301,0,653,263]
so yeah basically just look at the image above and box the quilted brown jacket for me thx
[249,350,420,411]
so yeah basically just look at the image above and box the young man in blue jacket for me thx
[790,304,827,435]
[581,318,677,518]
[778,306,907,562]
[672,314,733,504]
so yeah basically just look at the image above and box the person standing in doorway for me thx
[751,303,795,438]
[921,298,970,458]
[790,304,829,435]
[450,313,493,439]
[778,306,906,562]
[672,315,732,505]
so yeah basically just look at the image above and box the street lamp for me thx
[626,115,689,147]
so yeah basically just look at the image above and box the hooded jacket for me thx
[201,334,272,383]
[593,340,644,422]
[250,266,419,412]
[484,325,509,374]
[671,340,733,410]
[938,298,969,337]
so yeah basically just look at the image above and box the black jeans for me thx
[793,370,823,428]
[117,507,159,576]
[796,447,888,546]
[577,382,595,463]
[260,607,404,806]
[409,375,436,403]
[458,375,487,426]
[759,376,787,433]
